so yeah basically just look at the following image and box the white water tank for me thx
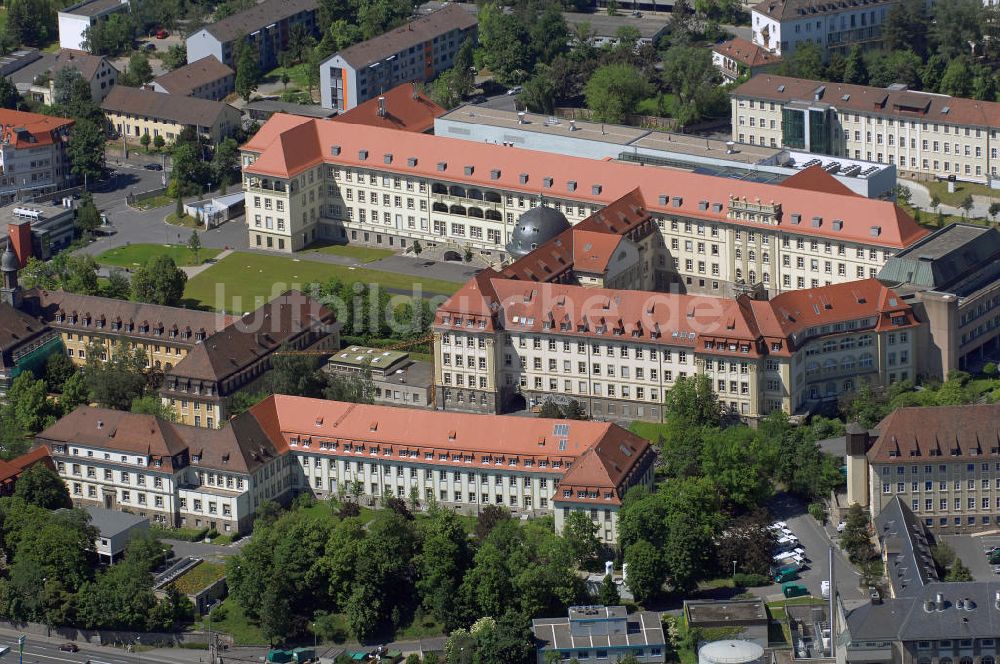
[698,640,764,664]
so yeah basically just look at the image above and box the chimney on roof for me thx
[97,419,103,429]
[377,95,386,118]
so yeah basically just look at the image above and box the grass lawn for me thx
[899,202,972,230]
[266,62,312,90]
[628,421,670,442]
[307,243,395,263]
[134,194,175,210]
[165,212,203,228]
[916,178,999,209]
[173,561,226,595]
[96,243,221,268]
[197,598,267,646]
[183,252,463,312]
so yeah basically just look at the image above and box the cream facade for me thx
[105,104,241,146]
[751,0,896,57]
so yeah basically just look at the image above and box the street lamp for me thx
[732,560,737,577]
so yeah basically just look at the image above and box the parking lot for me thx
[943,533,1000,581]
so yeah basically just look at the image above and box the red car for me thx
[156,29,169,39]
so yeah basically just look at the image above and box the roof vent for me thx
[791,213,801,225]
[358,149,368,160]
[437,161,447,171]
[331,145,341,156]
[519,173,529,184]
[842,94,850,101]
[407,157,417,167]
[464,165,474,176]
[811,216,822,227]
[672,196,682,207]
[490,168,501,180]
[712,202,723,213]
[567,180,577,192]
[941,106,950,114]
[383,153,393,164]
[698,200,708,211]
[592,184,602,195]
[658,194,668,205]
[870,225,882,237]
[97,419,103,429]
[543,176,554,188]
[777,84,786,92]
[832,219,843,231]
[814,85,826,101]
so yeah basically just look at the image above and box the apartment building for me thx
[252,395,655,543]
[149,56,235,101]
[36,396,656,544]
[0,108,74,204]
[185,0,318,71]
[319,4,477,112]
[57,0,130,52]
[878,224,1000,376]
[17,49,118,105]
[848,403,1000,534]
[433,195,920,422]
[38,406,293,534]
[240,114,926,295]
[101,86,241,146]
[732,74,1000,183]
[751,0,898,57]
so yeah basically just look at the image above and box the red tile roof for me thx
[332,82,445,133]
[713,37,782,68]
[242,116,927,248]
[866,404,1000,464]
[247,395,652,503]
[0,108,73,148]
[0,447,52,485]
[573,230,624,275]
[778,164,858,197]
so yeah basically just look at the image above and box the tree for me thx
[960,194,975,218]
[841,46,868,84]
[127,53,153,86]
[82,13,134,56]
[103,269,131,300]
[187,231,202,265]
[451,37,475,99]
[412,240,423,255]
[866,50,923,89]
[13,464,71,510]
[235,40,261,102]
[563,510,601,568]
[538,400,563,419]
[84,340,150,411]
[161,44,187,71]
[623,539,665,601]
[659,45,724,126]
[665,374,721,427]
[475,504,511,541]
[521,64,557,114]
[597,573,620,606]
[416,508,471,630]
[6,0,56,47]
[153,134,165,151]
[884,0,929,57]
[430,70,463,110]
[267,352,327,398]
[75,193,101,235]
[130,255,187,306]
[930,194,941,211]
[61,372,91,411]
[3,373,54,435]
[779,41,824,80]
[946,557,973,582]
[477,3,532,86]
[840,503,875,564]
[67,118,107,185]
[44,352,76,394]
[939,56,973,98]
[130,395,177,421]
[0,77,21,110]
[930,0,982,60]
[139,133,151,151]
[716,511,777,576]
[584,63,650,124]
[212,137,240,189]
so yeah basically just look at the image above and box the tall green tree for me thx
[84,340,150,411]
[67,119,107,185]
[563,510,601,568]
[659,45,724,126]
[235,39,261,102]
[130,254,187,306]
[12,465,71,510]
[126,52,153,86]
[0,77,21,110]
[584,63,650,124]
[477,3,533,86]
[841,46,868,84]
[415,508,471,630]
[6,0,56,47]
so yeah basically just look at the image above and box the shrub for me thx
[339,501,361,518]
[808,502,826,524]
[733,572,770,587]
[983,362,998,378]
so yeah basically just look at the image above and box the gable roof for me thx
[866,403,1000,464]
[0,447,52,485]
[243,115,928,249]
[52,49,114,81]
[572,230,625,275]
[734,74,1000,130]
[199,0,317,44]
[167,290,336,382]
[332,82,445,133]
[151,56,234,96]
[874,496,939,598]
[101,86,238,127]
[0,108,73,147]
[779,164,858,197]
[331,5,477,70]
[0,302,50,368]
[753,0,897,21]
[712,37,782,68]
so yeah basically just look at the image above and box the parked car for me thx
[143,163,163,171]
[774,566,799,583]
[506,86,522,95]
[156,29,169,38]
[769,521,788,531]
[144,42,156,51]
[782,582,809,598]
[60,644,79,653]
[821,580,831,599]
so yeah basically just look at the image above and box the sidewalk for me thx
[902,179,996,219]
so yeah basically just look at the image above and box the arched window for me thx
[749,271,756,283]
[449,205,467,216]
[843,379,855,392]
[468,207,484,218]
[860,353,874,368]
[763,272,770,284]
[484,209,502,221]
[431,183,447,195]
[917,658,931,664]
[806,362,820,376]
[823,359,836,372]
[448,185,466,198]
[466,188,484,201]
[749,250,756,261]
[841,356,855,370]
[980,656,994,664]
[762,252,770,264]
[938,658,952,664]
[432,202,448,212]
[735,268,743,281]
[484,191,502,203]
[825,382,836,395]
[735,248,742,259]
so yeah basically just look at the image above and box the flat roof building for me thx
[561,12,668,48]
[532,605,666,664]
[878,223,1000,376]
[243,100,338,122]
[57,0,130,52]
[319,5,477,112]
[436,105,895,198]
[325,345,435,410]
[84,505,149,563]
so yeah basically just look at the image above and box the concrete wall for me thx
[186,30,225,69]
[57,14,91,51]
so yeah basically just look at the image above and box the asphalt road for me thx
[0,631,141,664]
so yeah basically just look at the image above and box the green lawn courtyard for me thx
[96,243,221,268]
[182,251,463,312]
[306,242,395,263]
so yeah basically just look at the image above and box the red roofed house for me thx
[38,397,655,542]
[0,108,74,204]
[332,82,446,134]
[0,447,54,496]
[711,38,781,83]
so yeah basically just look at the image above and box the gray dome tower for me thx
[506,206,570,259]
[1,244,21,308]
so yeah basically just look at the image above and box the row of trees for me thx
[227,502,601,658]
[842,370,987,429]
[22,252,188,306]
